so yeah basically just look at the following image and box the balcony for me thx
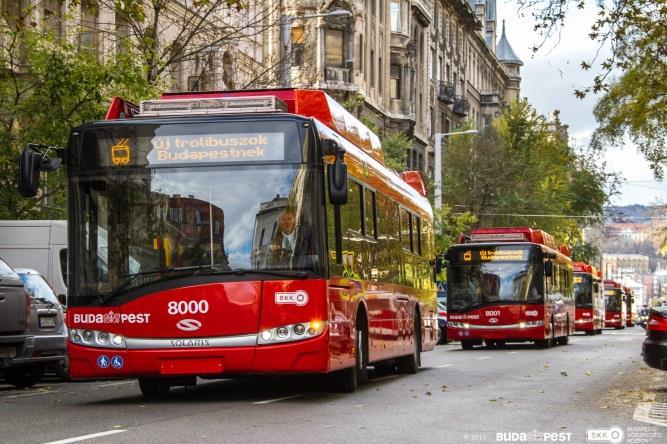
[480,91,502,107]
[325,67,351,84]
[437,81,456,104]
[453,96,470,116]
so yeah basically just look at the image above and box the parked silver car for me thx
[0,258,67,387]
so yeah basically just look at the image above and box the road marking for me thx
[5,390,60,399]
[435,364,452,368]
[42,429,127,444]
[476,356,490,360]
[508,351,518,354]
[253,394,303,404]
[98,381,136,388]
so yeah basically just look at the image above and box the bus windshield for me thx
[448,246,543,311]
[605,289,622,311]
[69,163,325,307]
[574,274,592,308]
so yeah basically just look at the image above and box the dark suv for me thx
[0,258,67,387]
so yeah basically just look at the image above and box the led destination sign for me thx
[147,132,285,165]
[457,247,530,263]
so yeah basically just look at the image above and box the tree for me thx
[441,100,614,244]
[515,0,666,177]
[434,206,478,255]
[0,8,157,219]
[570,242,602,268]
[89,0,278,88]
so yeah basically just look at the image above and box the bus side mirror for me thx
[57,294,66,305]
[18,144,63,197]
[544,261,553,277]
[324,140,348,205]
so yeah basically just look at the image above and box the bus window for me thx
[364,188,377,239]
[400,208,412,252]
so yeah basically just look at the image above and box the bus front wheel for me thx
[138,377,171,399]
[397,311,421,374]
[461,340,475,350]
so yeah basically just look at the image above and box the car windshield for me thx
[448,257,543,311]
[18,274,60,305]
[605,289,622,311]
[574,274,592,308]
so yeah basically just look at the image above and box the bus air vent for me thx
[139,96,288,117]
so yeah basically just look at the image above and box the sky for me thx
[495,0,666,206]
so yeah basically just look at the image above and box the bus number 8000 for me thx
[168,300,209,315]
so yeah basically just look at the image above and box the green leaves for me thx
[0,21,157,219]
[440,100,613,245]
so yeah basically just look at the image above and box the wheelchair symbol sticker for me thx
[97,355,110,369]
[111,355,124,369]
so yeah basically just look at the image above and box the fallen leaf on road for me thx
[489,399,497,402]
[425,391,432,396]
[585,371,592,376]
[560,371,568,376]
[544,365,549,368]
[600,405,609,409]
[113,425,122,429]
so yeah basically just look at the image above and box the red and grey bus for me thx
[603,280,626,329]
[573,263,605,335]
[624,287,635,327]
[18,89,437,395]
[446,227,575,349]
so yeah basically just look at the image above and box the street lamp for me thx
[434,129,478,213]
[281,9,352,86]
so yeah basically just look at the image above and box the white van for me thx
[0,220,67,298]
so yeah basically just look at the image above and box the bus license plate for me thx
[0,346,17,358]
[39,316,56,328]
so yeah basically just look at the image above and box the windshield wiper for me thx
[96,265,214,306]
[195,268,312,279]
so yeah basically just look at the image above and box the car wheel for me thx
[3,364,45,389]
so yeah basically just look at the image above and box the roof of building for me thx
[496,20,523,65]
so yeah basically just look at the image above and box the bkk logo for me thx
[73,311,151,324]
[275,290,309,306]
[525,310,539,317]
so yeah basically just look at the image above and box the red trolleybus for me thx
[604,280,626,329]
[573,263,605,335]
[624,287,635,327]
[18,89,437,395]
[446,227,575,349]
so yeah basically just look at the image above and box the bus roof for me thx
[466,227,570,257]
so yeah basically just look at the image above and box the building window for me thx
[325,29,344,67]
[358,34,364,73]
[370,49,375,88]
[379,57,383,94]
[291,26,305,66]
[79,0,98,53]
[390,1,401,32]
[390,64,401,99]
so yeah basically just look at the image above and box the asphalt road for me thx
[1,327,664,444]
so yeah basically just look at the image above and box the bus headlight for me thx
[258,321,327,345]
[69,328,126,349]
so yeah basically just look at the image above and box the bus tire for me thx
[138,377,171,398]
[331,309,368,393]
[596,329,603,335]
[397,310,421,374]
[461,340,475,350]
[585,330,594,336]
[557,320,570,345]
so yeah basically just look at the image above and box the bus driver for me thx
[268,206,315,269]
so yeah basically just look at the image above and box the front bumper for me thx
[447,325,545,342]
[575,319,595,331]
[642,337,667,371]
[605,319,623,328]
[69,331,330,380]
